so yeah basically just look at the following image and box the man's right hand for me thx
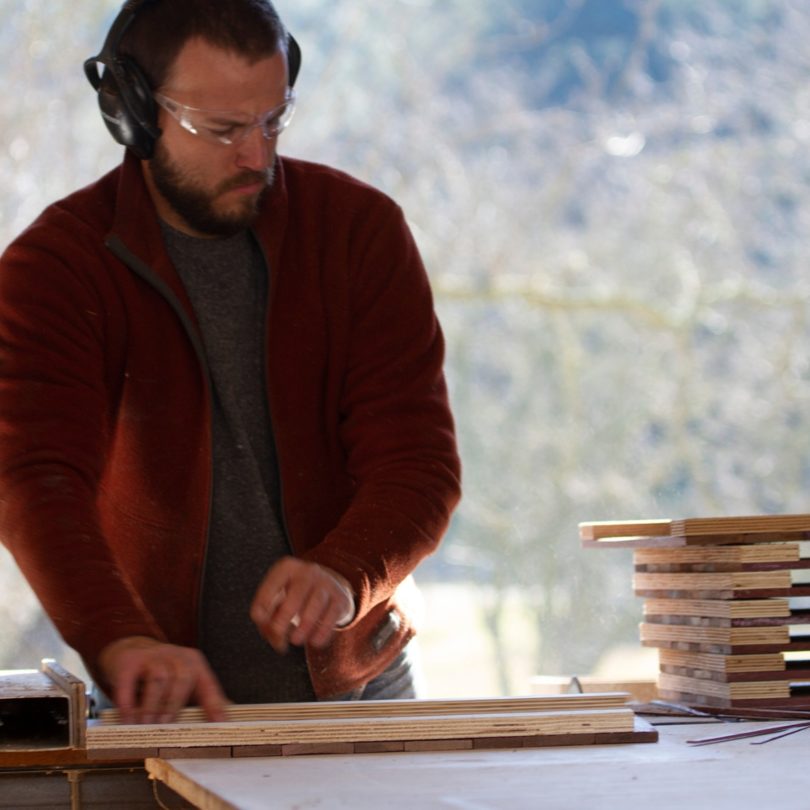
[98,636,229,724]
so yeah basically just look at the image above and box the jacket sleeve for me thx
[302,200,462,624]
[0,216,166,667]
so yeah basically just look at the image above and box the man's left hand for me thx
[250,557,355,654]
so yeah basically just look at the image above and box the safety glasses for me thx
[153,91,296,146]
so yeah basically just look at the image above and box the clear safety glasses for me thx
[153,91,296,146]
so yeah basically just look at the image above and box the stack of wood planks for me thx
[580,514,810,711]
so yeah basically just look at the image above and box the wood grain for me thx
[88,707,636,752]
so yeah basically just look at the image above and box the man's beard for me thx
[149,143,274,237]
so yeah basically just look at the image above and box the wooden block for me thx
[232,744,283,757]
[634,544,801,566]
[640,622,790,647]
[522,732,596,748]
[658,672,791,700]
[581,514,810,543]
[633,571,793,594]
[658,649,786,674]
[643,597,791,619]
[471,736,521,750]
[159,746,233,759]
[281,742,356,757]
[87,747,160,762]
[353,741,405,754]
[403,739,474,752]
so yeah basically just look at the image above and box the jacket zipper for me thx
[104,235,216,648]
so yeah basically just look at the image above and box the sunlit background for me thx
[3,0,810,697]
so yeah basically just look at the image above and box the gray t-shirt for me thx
[161,222,315,703]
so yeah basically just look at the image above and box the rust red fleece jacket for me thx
[0,152,461,698]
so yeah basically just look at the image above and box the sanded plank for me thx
[633,571,793,593]
[657,672,791,700]
[88,708,635,752]
[658,687,810,710]
[579,520,673,541]
[658,649,785,674]
[671,515,810,537]
[642,597,791,619]
[633,545,801,565]
[99,693,629,726]
[581,514,810,542]
[639,622,790,647]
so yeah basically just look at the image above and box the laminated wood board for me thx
[657,687,810,710]
[633,545,801,566]
[658,649,787,674]
[633,571,794,595]
[580,514,810,547]
[98,693,630,726]
[642,597,791,619]
[88,708,638,752]
[639,622,791,648]
[657,672,792,700]
[641,610,810,627]
[89,694,658,757]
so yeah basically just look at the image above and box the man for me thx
[0,0,460,723]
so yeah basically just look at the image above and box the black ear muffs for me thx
[84,1,162,159]
[85,1,302,160]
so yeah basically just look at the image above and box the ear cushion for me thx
[287,32,302,87]
[98,55,160,159]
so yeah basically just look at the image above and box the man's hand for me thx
[98,636,229,724]
[250,557,355,654]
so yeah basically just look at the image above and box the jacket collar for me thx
[107,150,290,307]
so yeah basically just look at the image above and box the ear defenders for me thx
[84,0,302,160]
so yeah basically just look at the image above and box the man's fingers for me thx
[100,637,228,724]
[194,667,230,723]
[252,558,355,653]
[137,662,172,724]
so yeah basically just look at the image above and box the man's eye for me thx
[205,122,243,139]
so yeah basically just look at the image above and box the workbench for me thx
[4,718,809,809]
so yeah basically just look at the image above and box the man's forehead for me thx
[162,36,288,105]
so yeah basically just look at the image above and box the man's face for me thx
[144,38,289,238]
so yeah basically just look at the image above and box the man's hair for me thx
[118,0,289,90]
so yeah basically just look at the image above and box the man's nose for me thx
[234,124,274,171]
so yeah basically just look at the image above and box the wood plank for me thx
[639,622,790,647]
[642,597,791,619]
[579,520,673,540]
[99,693,630,726]
[88,708,637,752]
[633,571,793,593]
[657,649,786,674]
[643,611,810,628]
[581,516,810,552]
[643,597,791,619]
[671,515,810,537]
[657,673,791,700]
[581,514,810,542]
[633,545,801,565]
